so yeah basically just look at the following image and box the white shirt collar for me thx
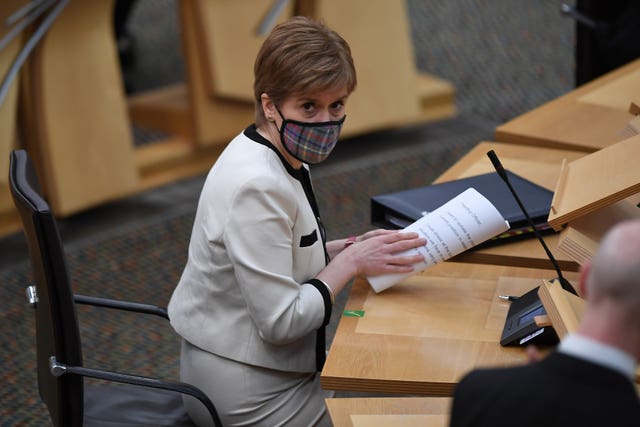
[559,333,636,380]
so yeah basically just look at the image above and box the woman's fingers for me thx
[377,232,426,254]
[349,230,429,277]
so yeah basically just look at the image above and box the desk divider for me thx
[548,133,640,230]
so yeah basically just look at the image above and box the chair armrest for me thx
[49,356,222,427]
[74,294,169,320]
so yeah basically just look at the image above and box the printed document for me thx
[368,188,510,292]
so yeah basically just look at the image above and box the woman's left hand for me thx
[352,229,398,243]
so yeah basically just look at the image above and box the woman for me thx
[168,16,426,426]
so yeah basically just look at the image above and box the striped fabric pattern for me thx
[281,116,345,164]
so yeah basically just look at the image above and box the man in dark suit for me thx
[449,219,640,427]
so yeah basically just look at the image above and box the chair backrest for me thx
[9,150,84,426]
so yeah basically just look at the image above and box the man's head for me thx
[584,219,640,308]
[579,219,640,358]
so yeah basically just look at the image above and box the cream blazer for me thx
[168,127,330,373]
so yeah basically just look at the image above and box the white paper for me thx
[367,188,510,293]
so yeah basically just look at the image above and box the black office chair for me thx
[8,149,222,427]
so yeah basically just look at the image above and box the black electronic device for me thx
[371,169,555,248]
[499,285,560,346]
[487,150,579,347]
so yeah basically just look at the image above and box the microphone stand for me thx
[487,150,578,296]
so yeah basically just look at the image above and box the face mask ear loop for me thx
[274,107,288,140]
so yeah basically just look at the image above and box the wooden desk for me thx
[0,1,28,234]
[326,397,451,427]
[495,58,640,152]
[434,141,585,271]
[321,262,579,396]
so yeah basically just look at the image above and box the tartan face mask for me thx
[276,109,346,164]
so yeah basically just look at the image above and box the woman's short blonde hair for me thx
[253,16,357,127]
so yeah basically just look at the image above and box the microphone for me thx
[487,150,577,295]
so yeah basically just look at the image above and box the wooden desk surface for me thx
[1,1,29,226]
[326,397,451,427]
[321,262,579,396]
[435,141,585,271]
[495,58,640,152]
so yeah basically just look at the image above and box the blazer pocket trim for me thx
[299,230,318,247]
